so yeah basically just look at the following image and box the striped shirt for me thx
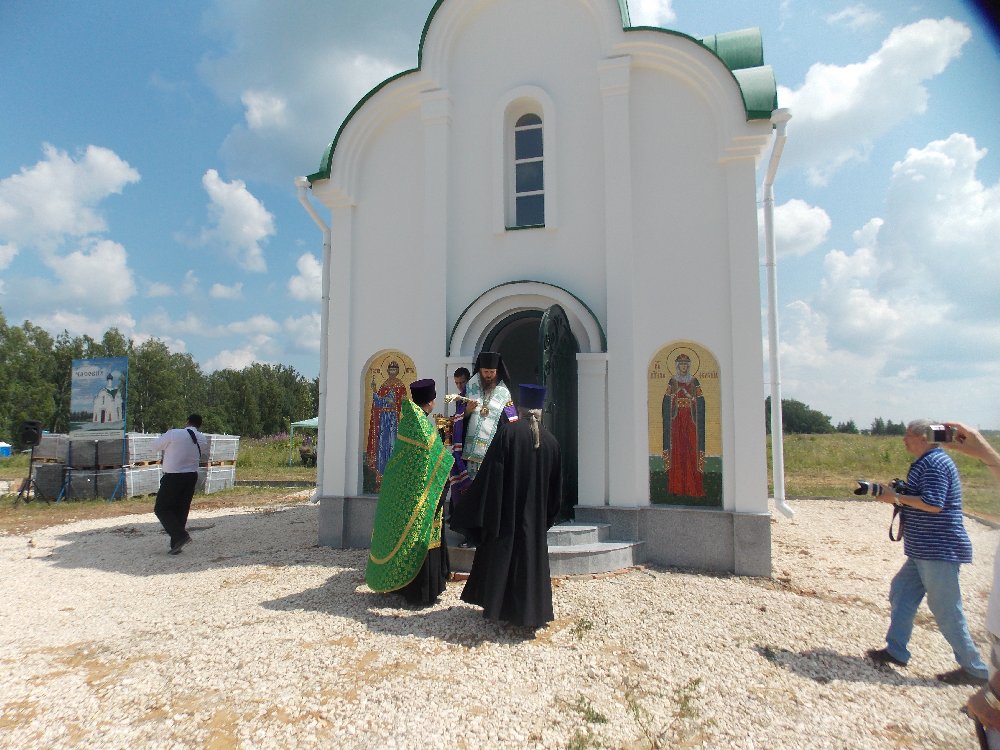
[900,446,972,563]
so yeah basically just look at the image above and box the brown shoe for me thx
[866,648,907,668]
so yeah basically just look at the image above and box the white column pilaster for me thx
[422,88,452,380]
[325,202,355,497]
[599,56,644,507]
[724,157,769,513]
[576,353,609,506]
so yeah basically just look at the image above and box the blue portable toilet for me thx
[0,442,11,458]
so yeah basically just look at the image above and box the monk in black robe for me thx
[459,384,561,628]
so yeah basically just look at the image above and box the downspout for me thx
[762,109,795,519]
[295,176,331,502]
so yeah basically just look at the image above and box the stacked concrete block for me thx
[67,440,99,469]
[206,435,239,462]
[32,463,65,499]
[97,434,162,465]
[65,469,97,500]
[34,434,68,463]
[96,469,127,499]
[126,466,162,496]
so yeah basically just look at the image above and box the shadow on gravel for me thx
[262,567,538,646]
[31,505,334,577]
[755,645,957,688]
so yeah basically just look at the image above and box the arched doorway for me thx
[478,305,580,521]
[450,281,606,519]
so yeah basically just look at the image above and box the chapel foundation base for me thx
[319,494,771,578]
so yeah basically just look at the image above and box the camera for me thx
[924,424,956,443]
[854,478,910,497]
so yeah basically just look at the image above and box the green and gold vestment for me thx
[365,399,455,592]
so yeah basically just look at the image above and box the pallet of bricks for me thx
[58,434,163,500]
[196,434,239,494]
[32,432,239,500]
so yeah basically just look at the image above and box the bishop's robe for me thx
[459,419,562,627]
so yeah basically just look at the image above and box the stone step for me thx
[446,527,644,577]
[547,522,610,546]
[548,540,645,577]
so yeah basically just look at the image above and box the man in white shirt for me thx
[151,414,209,555]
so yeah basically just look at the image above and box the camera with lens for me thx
[854,478,910,497]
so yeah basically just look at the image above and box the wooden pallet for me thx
[33,457,64,464]
[129,459,162,467]
[204,460,237,467]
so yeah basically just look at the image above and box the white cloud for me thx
[196,4,411,184]
[284,313,321,353]
[825,5,882,30]
[772,133,1000,426]
[181,270,199,295]
[288,252,322,301]
[204,347,266,372]
[628,0,677,26]
[242,90,288,130]
[30,310,137,340]
[0,242,17,270]
[43,238,136,307]
[767,199,832,258]
[146,281,174,298]
[779,18,970,185]
[199,169,274,272]
[210,281,244,300]
[0,144,140,251]
[226,314,280,336]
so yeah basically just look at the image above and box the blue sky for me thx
[1,1,998,429]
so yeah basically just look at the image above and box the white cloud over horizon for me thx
[199,169,274,272]
[772,131,1000,425]
[288,253,322,301]
[0,144,140,253]
[627,0,677,26]
[825,5,882,31]
[779,17,970,185]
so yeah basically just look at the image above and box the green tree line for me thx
[765,397,906,436]
[0,308,318,448]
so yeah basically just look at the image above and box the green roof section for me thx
[697,28,764,71]
[732,65,779,120]
[307,2,774,183]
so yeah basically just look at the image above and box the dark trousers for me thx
[154,472,198,546]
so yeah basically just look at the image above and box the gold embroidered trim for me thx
[368,448,447,565]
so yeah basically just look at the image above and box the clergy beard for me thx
[517,408,543,448]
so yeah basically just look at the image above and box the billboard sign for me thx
[70,357,128,438]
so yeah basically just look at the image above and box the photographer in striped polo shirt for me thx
[864,418,989,686]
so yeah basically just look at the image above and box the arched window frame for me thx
[492,86,558,233]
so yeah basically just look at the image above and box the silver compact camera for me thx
[924,424,956,443]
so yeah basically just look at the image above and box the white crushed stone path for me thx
[0,497,996,749]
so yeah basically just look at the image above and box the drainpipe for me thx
[762,109,795,519]
[296,176,331,502]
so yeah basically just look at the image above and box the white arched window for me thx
[494,87,557,233]
[511,113,544,227]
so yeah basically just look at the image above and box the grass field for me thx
[2,433,998,528]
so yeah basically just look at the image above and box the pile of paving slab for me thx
[31,433,240,501]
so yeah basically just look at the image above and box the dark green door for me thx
[539,304,578,521]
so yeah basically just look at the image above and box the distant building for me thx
[301,0,781,575]
[92,373,123,424]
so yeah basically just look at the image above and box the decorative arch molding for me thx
[615,32,772,161]
[449,281,606,357]
[420,0,628,85]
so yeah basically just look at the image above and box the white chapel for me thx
[299,0,783,576]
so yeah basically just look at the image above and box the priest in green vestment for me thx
[366,378,454,604]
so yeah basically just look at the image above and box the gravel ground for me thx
[1,496,996,749]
